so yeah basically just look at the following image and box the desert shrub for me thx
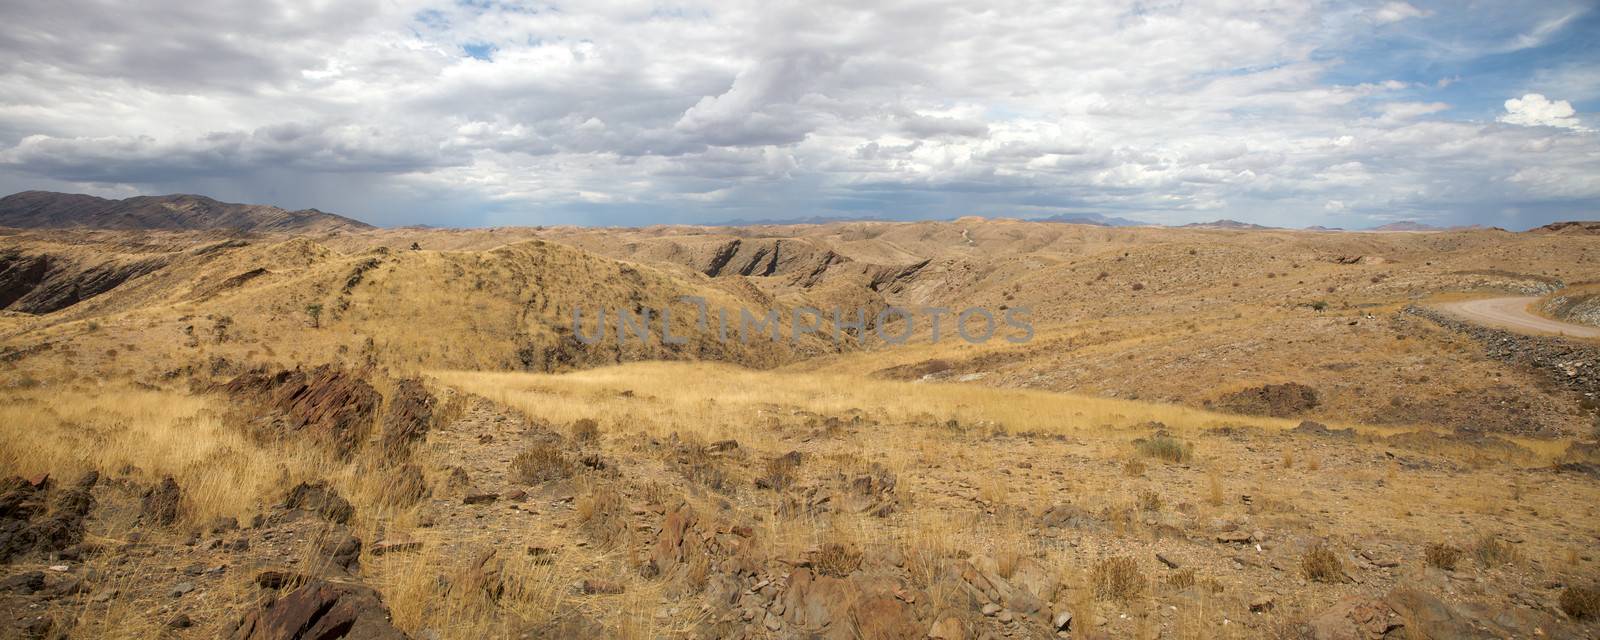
[1471,535,1520,567]
[1302,543,1345,583]
[570,418,600,442]
[576,481,629,547]
[1424,542,1463,571]
[1137,489,1162,512]
[1167,569,1196,590]
[1091,556,1145,602]
[511,443,573,484]
[671,436,730,492]
[1123,459,1147,476]
[1560,585,1600,620]
[816,542,862,578]
[1135,436,1192,464]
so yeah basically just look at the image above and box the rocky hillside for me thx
[1541,288,1600,328]
[1530,221,1600,235]
[0,230,848,376]
[0,191,373,233]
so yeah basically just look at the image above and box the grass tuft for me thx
[1136,436,1192,464]
[1091,556,1145,602]
[511,443,574,484]
[1301,543,1345,583]
[1424,542,1462,571]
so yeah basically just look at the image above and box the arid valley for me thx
[0,192,1598,639]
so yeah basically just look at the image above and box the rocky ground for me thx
[2,221,1600,639]
[4,362,1598,639]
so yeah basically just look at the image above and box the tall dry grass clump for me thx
[1561,585,1600,620]
[1301,543,1345,583]
[511,442,574,484]
[570,417,601,442]
[1424,542,1463,571]
[1091,556,1146,602]
[1136,436,1192,464]
[1470,534,1520,567]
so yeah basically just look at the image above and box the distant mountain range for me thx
[1030,212,1147,227]
[1180,219,1278,230]
[707,214,899,226]
[714,212,1152,227]
[1368,221,1439,231]
[0,191,373,233]
[0,190,1583,234]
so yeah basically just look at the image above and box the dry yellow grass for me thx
[0,385,340,526]
[431,361,1313,441]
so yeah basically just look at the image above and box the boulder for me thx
[1215,382,1319,417]
[227,579,408,640]
[222,366,382,457]
[1307,596,1401,640]
[0,571,44,594]
[141,476,184,526]
[1,471,98,562]
[380,378,434,458]
[280,482,354,524]
[322,533,362,572]
[1292,421,1356,439]
[780,568,920,639]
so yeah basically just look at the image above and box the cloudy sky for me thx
[0,0,1596,228]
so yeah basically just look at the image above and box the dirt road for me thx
[1433,296,1600,339]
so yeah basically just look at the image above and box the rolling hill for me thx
[0,190,373,233]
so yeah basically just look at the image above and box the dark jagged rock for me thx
[0,476,48,562]
[280,482,355,524]
[322,533,362,572]
[1213,382,1319,418]
[226,579,408,640]
[139,476,182,526]
[0,571,44,594]
[1,471,98,563]
[222,366,382,457]
[380,379,434,458]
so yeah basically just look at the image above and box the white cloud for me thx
[1376,101,1449,125]
[1499,94,1585,130]
[0,0,1594,227]
[1371,2,1429,24]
